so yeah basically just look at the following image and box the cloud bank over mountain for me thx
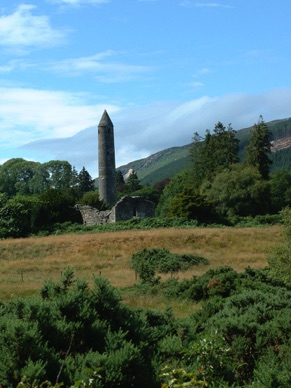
[20,89,291,177]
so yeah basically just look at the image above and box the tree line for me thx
[2,116,291,237]
[0,160,96,237]
[0,158,161,237]
[157,116,291,221]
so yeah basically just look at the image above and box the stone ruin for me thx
[76,195,155,225]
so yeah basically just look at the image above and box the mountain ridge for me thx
[117,117,291,185]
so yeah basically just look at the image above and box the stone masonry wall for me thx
[111,196,155,221]
[75,205,112,225]
[76,196,155,225]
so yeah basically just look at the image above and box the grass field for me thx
[0,226,283,307]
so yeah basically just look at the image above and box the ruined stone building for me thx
[77,110,155,225]
[76,196,155,225]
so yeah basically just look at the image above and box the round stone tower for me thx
[98,110,117,206]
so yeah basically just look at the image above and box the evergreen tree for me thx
[125,170,141,193]
[77,166,95,195]
[244,116,272,180]
[155,170,193,217]
[189,131,206,186]
[212,122,240,167]
[190,122,239,185]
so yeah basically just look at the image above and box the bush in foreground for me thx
[0,264,290,387]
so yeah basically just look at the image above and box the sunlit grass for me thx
[0,226,283,314]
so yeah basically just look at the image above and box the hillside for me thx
[118,144,192,185]
[117,117,291,185]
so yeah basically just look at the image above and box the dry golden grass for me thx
[0,226,283,303]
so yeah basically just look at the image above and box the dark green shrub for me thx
[198,288,291,384]
[160,278,189,299]
[252,345,291,388]
[131,248,209,283]
[0,270,172,387]
[1,265,290,388]
[39,188,82,226]
[185,266,239,301]
[228,213,282,227]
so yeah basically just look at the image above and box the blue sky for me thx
[1,0,291,177]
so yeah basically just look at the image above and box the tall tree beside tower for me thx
[78,166,95,195]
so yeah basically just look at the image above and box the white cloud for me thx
[189,81,204,88]
[47,51,153,82]
[198,67,211,75]
[195,2,233,8]
[180,1,233,8]
[0,62,16,73]
[0,4,67,47]
[47,0,110,5]
[245,49,265,58]
[109,90,291,169]
[1,88,290,176]
[0,59,35,73]
[0,86,120,146]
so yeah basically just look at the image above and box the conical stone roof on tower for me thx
[99,110,114,127]
[98,110,117,207]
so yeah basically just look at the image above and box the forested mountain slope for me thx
[118,117,291,185]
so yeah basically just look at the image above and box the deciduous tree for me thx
[42,160,76,190]
[0,158,40,196]
[201,164,270,217]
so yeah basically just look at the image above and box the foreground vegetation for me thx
[1,232,290,388]
[1,260,290,387]
[1,209,291,387]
